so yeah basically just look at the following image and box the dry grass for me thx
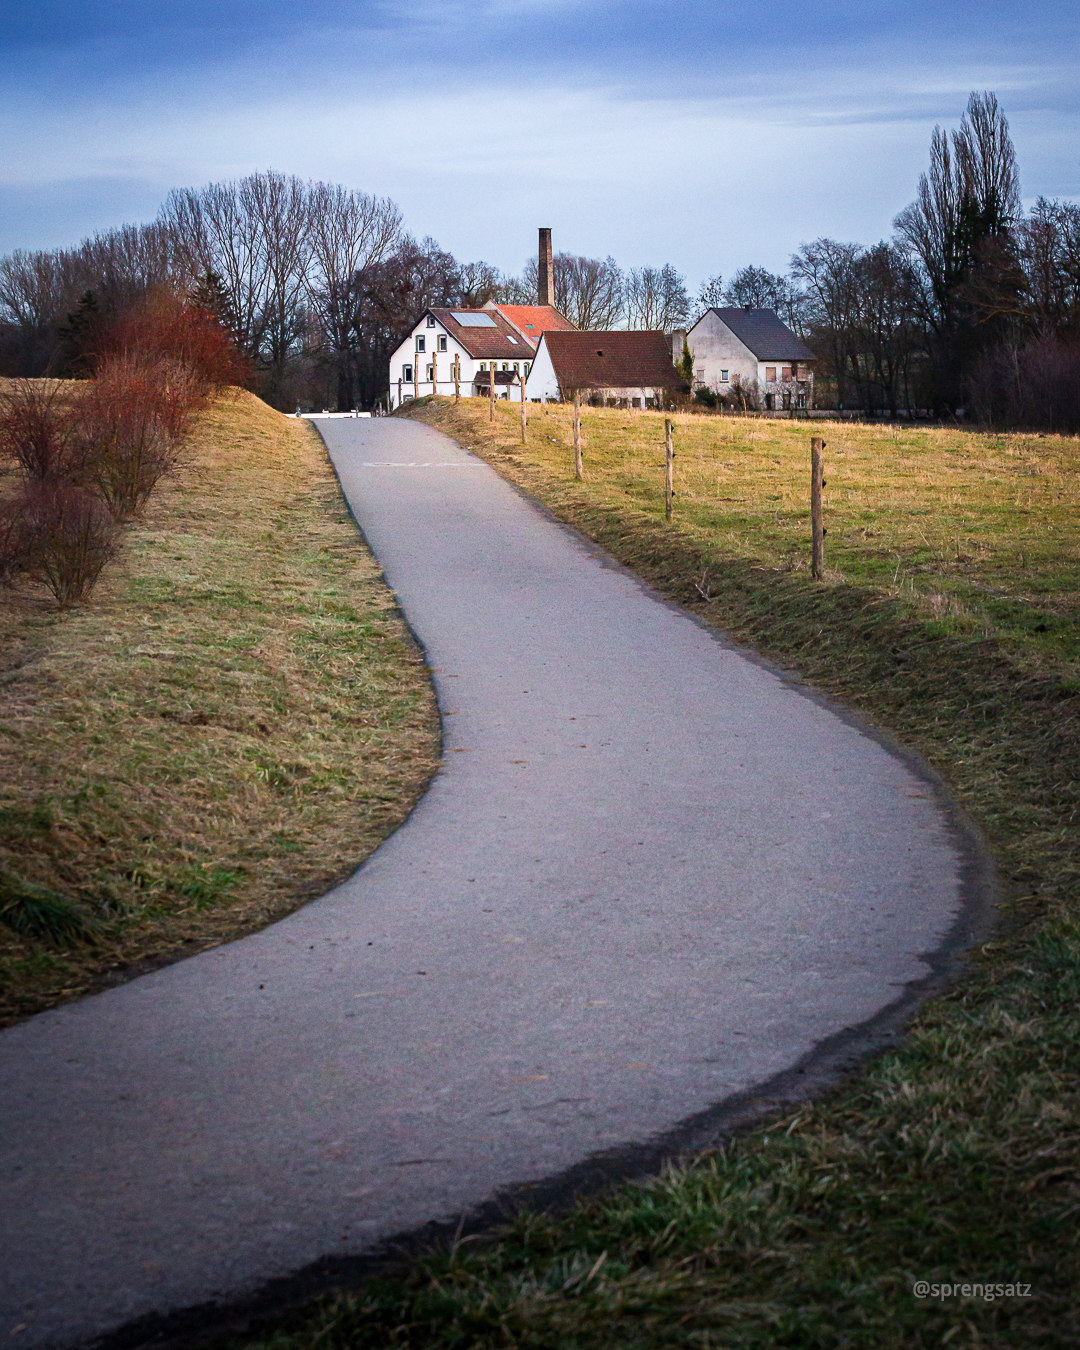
[0,391,439,1026]
[422,400,1080,661]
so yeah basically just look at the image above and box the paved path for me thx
[0,418,987,1348]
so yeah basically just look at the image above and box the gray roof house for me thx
[680,308,816,409]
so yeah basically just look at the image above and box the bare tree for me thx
[522,252,624,329]
[625,264,689,330]
[306,183,403,409]
[691,274,724,323]
[894,90,1021,409]
[790,240,862,406]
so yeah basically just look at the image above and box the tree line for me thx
[1,91,1077,426]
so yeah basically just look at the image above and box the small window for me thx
[765,366,776,382]
[479,362,487,371]
[782,365,792,381]
[426,364,433,380]
[513,362,520,373]
[426,316,435,327]
[720,369,729,382]
[502,363,509,371]
[438,335,447,351]
[402,364,413,382]
[524,363,531,376]
[416,336,425,353]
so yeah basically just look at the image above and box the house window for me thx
[782,366,792,381]
[720,369,729,383]
[513,362,520,373]
[426,364,433,381]
[416,336,426,353]
[426,316,435,327]
[765,366,776,382]
[438,335,447,351]
[403,364,413,383]
[479,362,487,371]
[524,363,530,376]
[502,363,509,371]
[695,368,704,382]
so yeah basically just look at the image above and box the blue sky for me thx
[1,0,1077,291]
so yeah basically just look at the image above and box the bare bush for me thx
[967,336,1080,432]
[73,355,191,518]
[0,496,30,585]
[19,480,119,607]
[99,287,252,394]
[0,380,79,480]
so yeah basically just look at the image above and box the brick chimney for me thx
[538,227,553,307]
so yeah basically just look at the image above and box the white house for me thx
[681,308,816,410]
[526,330,689,406]
[387,304,574,407]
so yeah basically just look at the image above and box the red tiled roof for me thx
[541,330,688,391]
[494,305,577,347]
[427,308,532,360]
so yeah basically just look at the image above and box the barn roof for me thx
[427,308,531,360]
[540,330,688,391]
[493,304,577,346]
[700,308,815,361]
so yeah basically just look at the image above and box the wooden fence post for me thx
[573,390,582,478]
[519,368,527,443]
[811,436,826,579]
[453,357,460,402]
[431,347,437,397]
[396,377,402,410]
[413,356,419,402]
[665,419,674,520]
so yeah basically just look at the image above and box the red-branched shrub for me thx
[73,355,191,519]
[18,480,119,607]
[0,495,30,585]
[0,380,80,481]
[97,288,252,393]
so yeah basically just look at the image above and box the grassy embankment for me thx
[0,392,439,1026]
[233,398,1080,1347]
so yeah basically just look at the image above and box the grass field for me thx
[0,391,439,1027]
[226,399,1080,1348]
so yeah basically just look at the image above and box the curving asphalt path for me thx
[0,417,989,1348]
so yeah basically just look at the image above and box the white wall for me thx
[388,314,533,408]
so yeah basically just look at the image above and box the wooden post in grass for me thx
[811,436,826,579]
[453,357,460,402]
[519,370,527,443]
[431,348,437,397]
[413,359,419,401]
[573,390,583,478]
[665,419,675,520]
[396,377,401,410]
[489,363,496,422]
